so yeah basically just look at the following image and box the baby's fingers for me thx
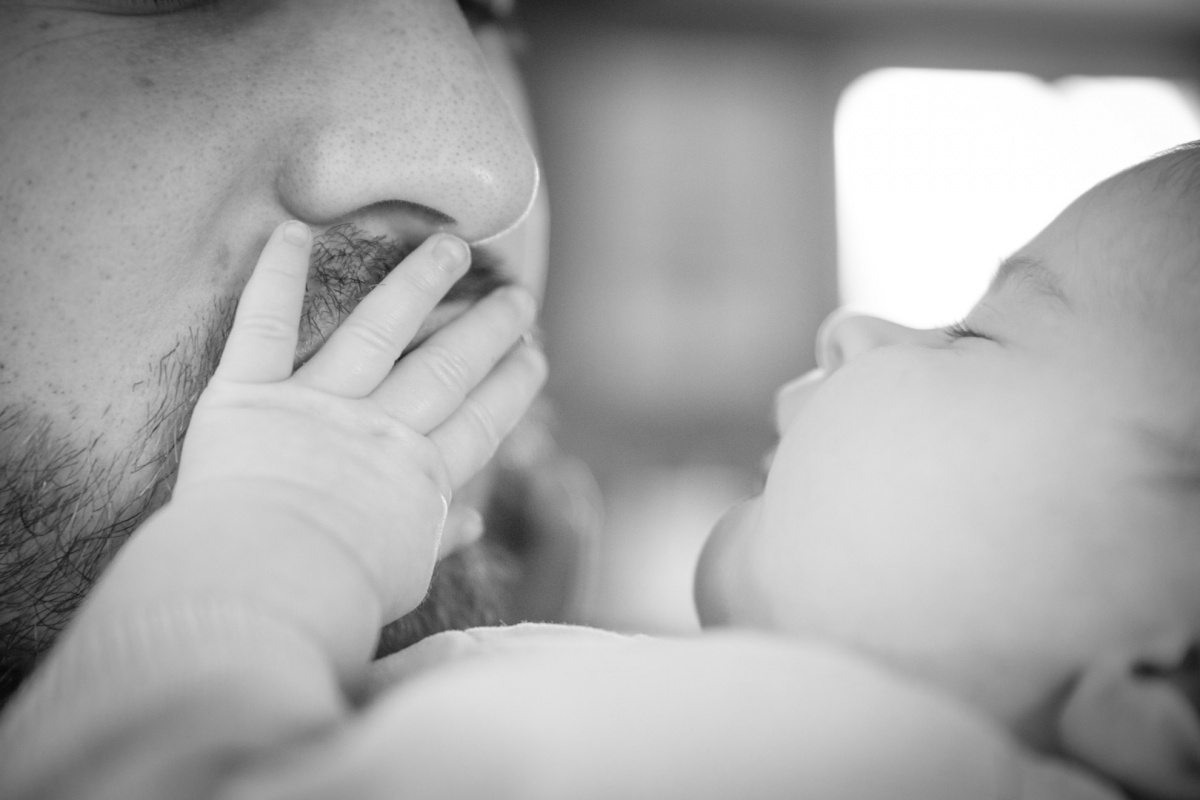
[439,503,485,558]
[295,234,471,398]
[373,285,537,433]
[215,221,312,383]
[430,343,547,490]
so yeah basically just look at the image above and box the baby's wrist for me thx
[77,486,386,682]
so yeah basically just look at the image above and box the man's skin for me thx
[0,0,551,700]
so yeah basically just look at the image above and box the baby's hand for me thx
[77,221,544,674]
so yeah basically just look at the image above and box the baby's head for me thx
[696,142,1200,798]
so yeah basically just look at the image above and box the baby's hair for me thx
[1077,143,1200,509]
[1133,139,1200,195]
[1086,141,1200,353]
[1152,142,1200,338]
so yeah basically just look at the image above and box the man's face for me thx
[695,152,1200,746]
[0,0,546,692]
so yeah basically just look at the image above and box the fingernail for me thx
[520,326,543,348]
[460,508,484,543]
[505,285,537,318]
[517,337,547,372]
[282,220,310,247]
[432,235,470,272]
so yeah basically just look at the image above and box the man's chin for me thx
[374,538,517,658]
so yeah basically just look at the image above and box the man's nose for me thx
[273,0,538,243]
[815,309,927,372]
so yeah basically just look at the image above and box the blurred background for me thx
[513,0,1200,634]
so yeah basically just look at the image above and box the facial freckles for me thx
[0,0,544,693]
[2,0,541,443]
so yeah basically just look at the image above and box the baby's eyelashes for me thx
[943,319,993,342]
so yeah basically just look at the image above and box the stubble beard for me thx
[0,225,516,705]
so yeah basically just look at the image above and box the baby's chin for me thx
[694,496,771,629]
[694,499,1064,751]
[851,634,1069,756]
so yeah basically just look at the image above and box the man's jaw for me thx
[0,224,517,704]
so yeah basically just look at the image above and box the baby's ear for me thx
[1058,644,1200,800]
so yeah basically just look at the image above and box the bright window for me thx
[834,69,1200,327]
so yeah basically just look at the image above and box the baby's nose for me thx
[816,310,923,372]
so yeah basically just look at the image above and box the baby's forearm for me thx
[0,495,377,800]
[0,590,343,800]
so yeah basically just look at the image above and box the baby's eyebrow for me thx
[988,254,1068,306]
